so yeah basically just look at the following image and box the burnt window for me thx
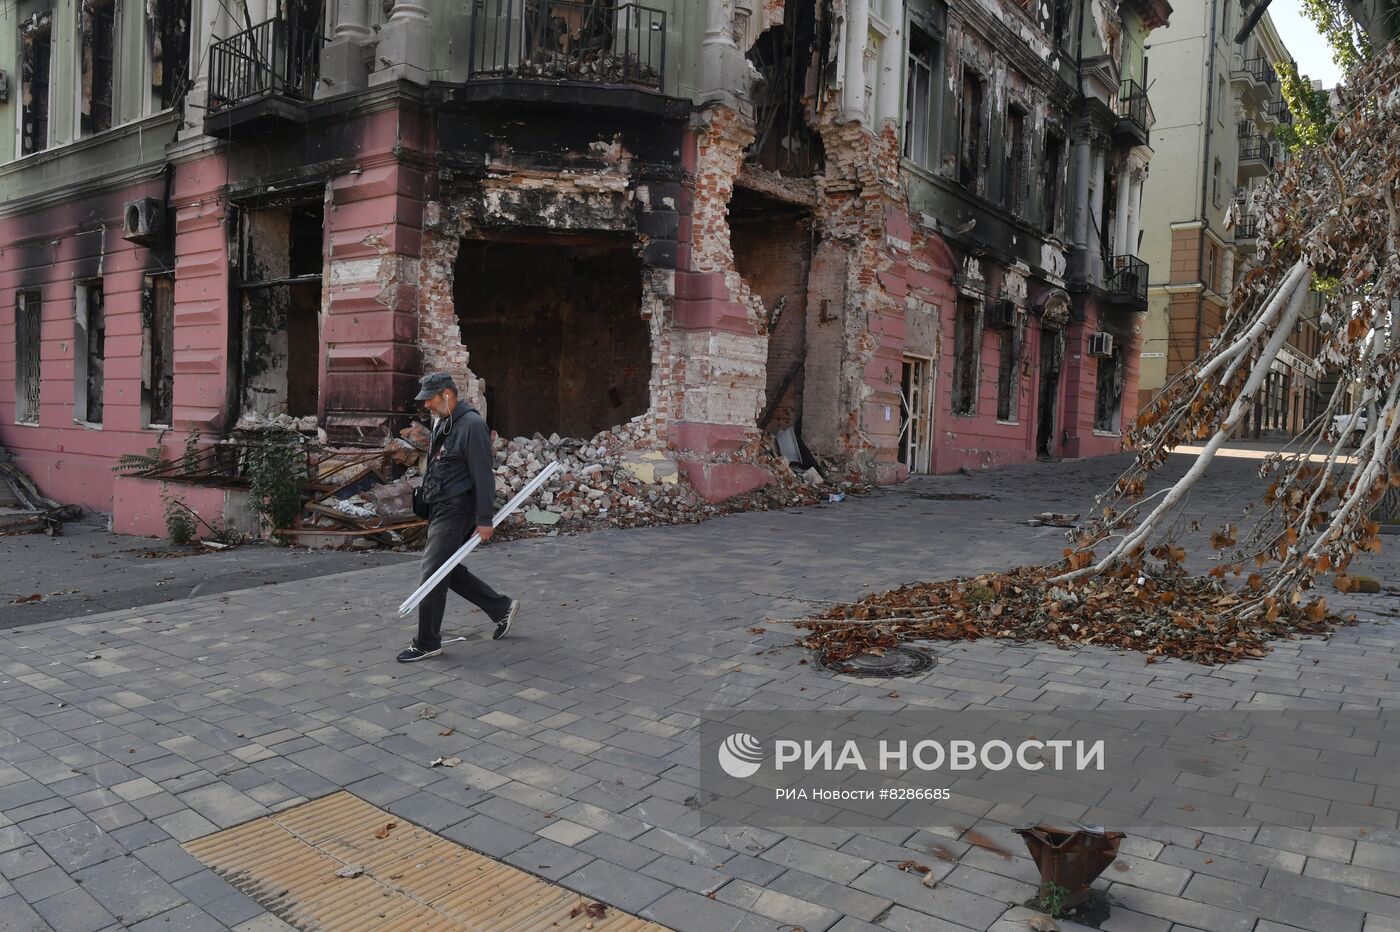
[20,13,53,156]
[1051,0,1071,47]
[952,297,980,416]
[996,328,1018,422]
[1094,344,1124,432]
[15,292,42,425]
[143,275,175,427]
[957,71,985,189]
[153,0,192,109]
[81,0,118,136]
[1005,106,1027,215]
[903,27,938,168]
[75,281,105,424]
[1043,132,1064,234]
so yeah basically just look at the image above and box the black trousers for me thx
[416,503,511,650]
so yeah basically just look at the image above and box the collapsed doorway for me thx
[234,200,324,418]
[729,189,812,434]
[899,354,934,473]
[453,237,651,439]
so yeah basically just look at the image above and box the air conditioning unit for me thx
[985,298,1021,330]
[122,197,165,246]
[1089,331,1115,357]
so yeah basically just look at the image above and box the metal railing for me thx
[1238,55,1277,87]
[209,19,324,111]
[1115,78,1155,132]
[1238,134,1275,168]
[1107,254,1148,304]
[1235,215,1260,239]
[467,0,667,91]
[1265,97,1293,124]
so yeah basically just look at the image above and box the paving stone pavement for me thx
[0,448,1398,932]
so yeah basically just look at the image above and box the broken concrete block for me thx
[802,467,824,486]
[619,450,679,486]
[525,508,562,526]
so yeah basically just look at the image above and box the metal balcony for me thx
[1113,78,1154,147]
[466,0,667,92]
[1107,254,1148,311]
[1235,214,1260,241]
[1238,134,1276,177]
[206,19,323,138]
[1263,97,1293,125]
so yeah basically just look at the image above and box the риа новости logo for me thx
[717,733,764,778]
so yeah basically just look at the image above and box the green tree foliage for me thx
[1298,0,1374,70]
[1275,61,1335,152]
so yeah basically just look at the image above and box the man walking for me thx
[397,372,519,663]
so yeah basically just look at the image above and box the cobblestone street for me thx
[1,448,1398,932]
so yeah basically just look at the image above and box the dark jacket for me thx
[420,402,496,518]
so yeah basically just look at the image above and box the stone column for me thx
[319,0,371,96]
[1128,170,1145,256]
[370,0,431,86]
[181,0,234,137]
[1088,148,1105,282]
[1071,138,1092,253]
[1112,168,1131,258]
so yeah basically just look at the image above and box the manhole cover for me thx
[822,647,935,677]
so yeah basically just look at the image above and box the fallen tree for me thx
[798,46,1399,665]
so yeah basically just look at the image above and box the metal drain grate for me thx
[822,646,935,677]
[184,791,671,931]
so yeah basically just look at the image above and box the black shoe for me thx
[396,642,442,662]
[493,600,520,641]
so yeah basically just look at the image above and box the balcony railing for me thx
[209,19,323,111]
[1238,55,1277,87]
[1115,78,1155,138]
[1235,215,1260,239]
[1239,134,1275,168]
[1107,254,1148,307]
[1265,98,1293,124]
[466,0,667,92]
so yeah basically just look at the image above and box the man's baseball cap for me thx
[415,372,458,401]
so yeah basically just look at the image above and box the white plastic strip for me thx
[397,461,561,617]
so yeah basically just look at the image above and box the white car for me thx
[1331,408,1367,445]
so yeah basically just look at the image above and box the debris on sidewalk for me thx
[1027,512,1079,527]
[795,563,1353,666]
[0,446,81,536]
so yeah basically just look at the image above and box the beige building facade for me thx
[1137,0,1325,437]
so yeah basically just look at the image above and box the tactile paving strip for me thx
[184,791,672,931]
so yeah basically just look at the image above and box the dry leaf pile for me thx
[797,564,1353,666]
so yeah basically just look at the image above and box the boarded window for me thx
[15,292,42,425]
[81,0,118,136]
[143,276,175,426]
[903,28,937,168]
[75,281,105,424]
[996,328,1018,422]
[952,298,980,416]
[20,13,53,156]
[957,71,984,189]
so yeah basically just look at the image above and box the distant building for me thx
[1137,0,1325,438]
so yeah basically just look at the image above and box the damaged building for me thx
[0,0,1168,534]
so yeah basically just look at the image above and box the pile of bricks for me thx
[485,418,845,538]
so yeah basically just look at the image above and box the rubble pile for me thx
[486,418,850,539]
[796,565,1353,666]
[275,412,855,548]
